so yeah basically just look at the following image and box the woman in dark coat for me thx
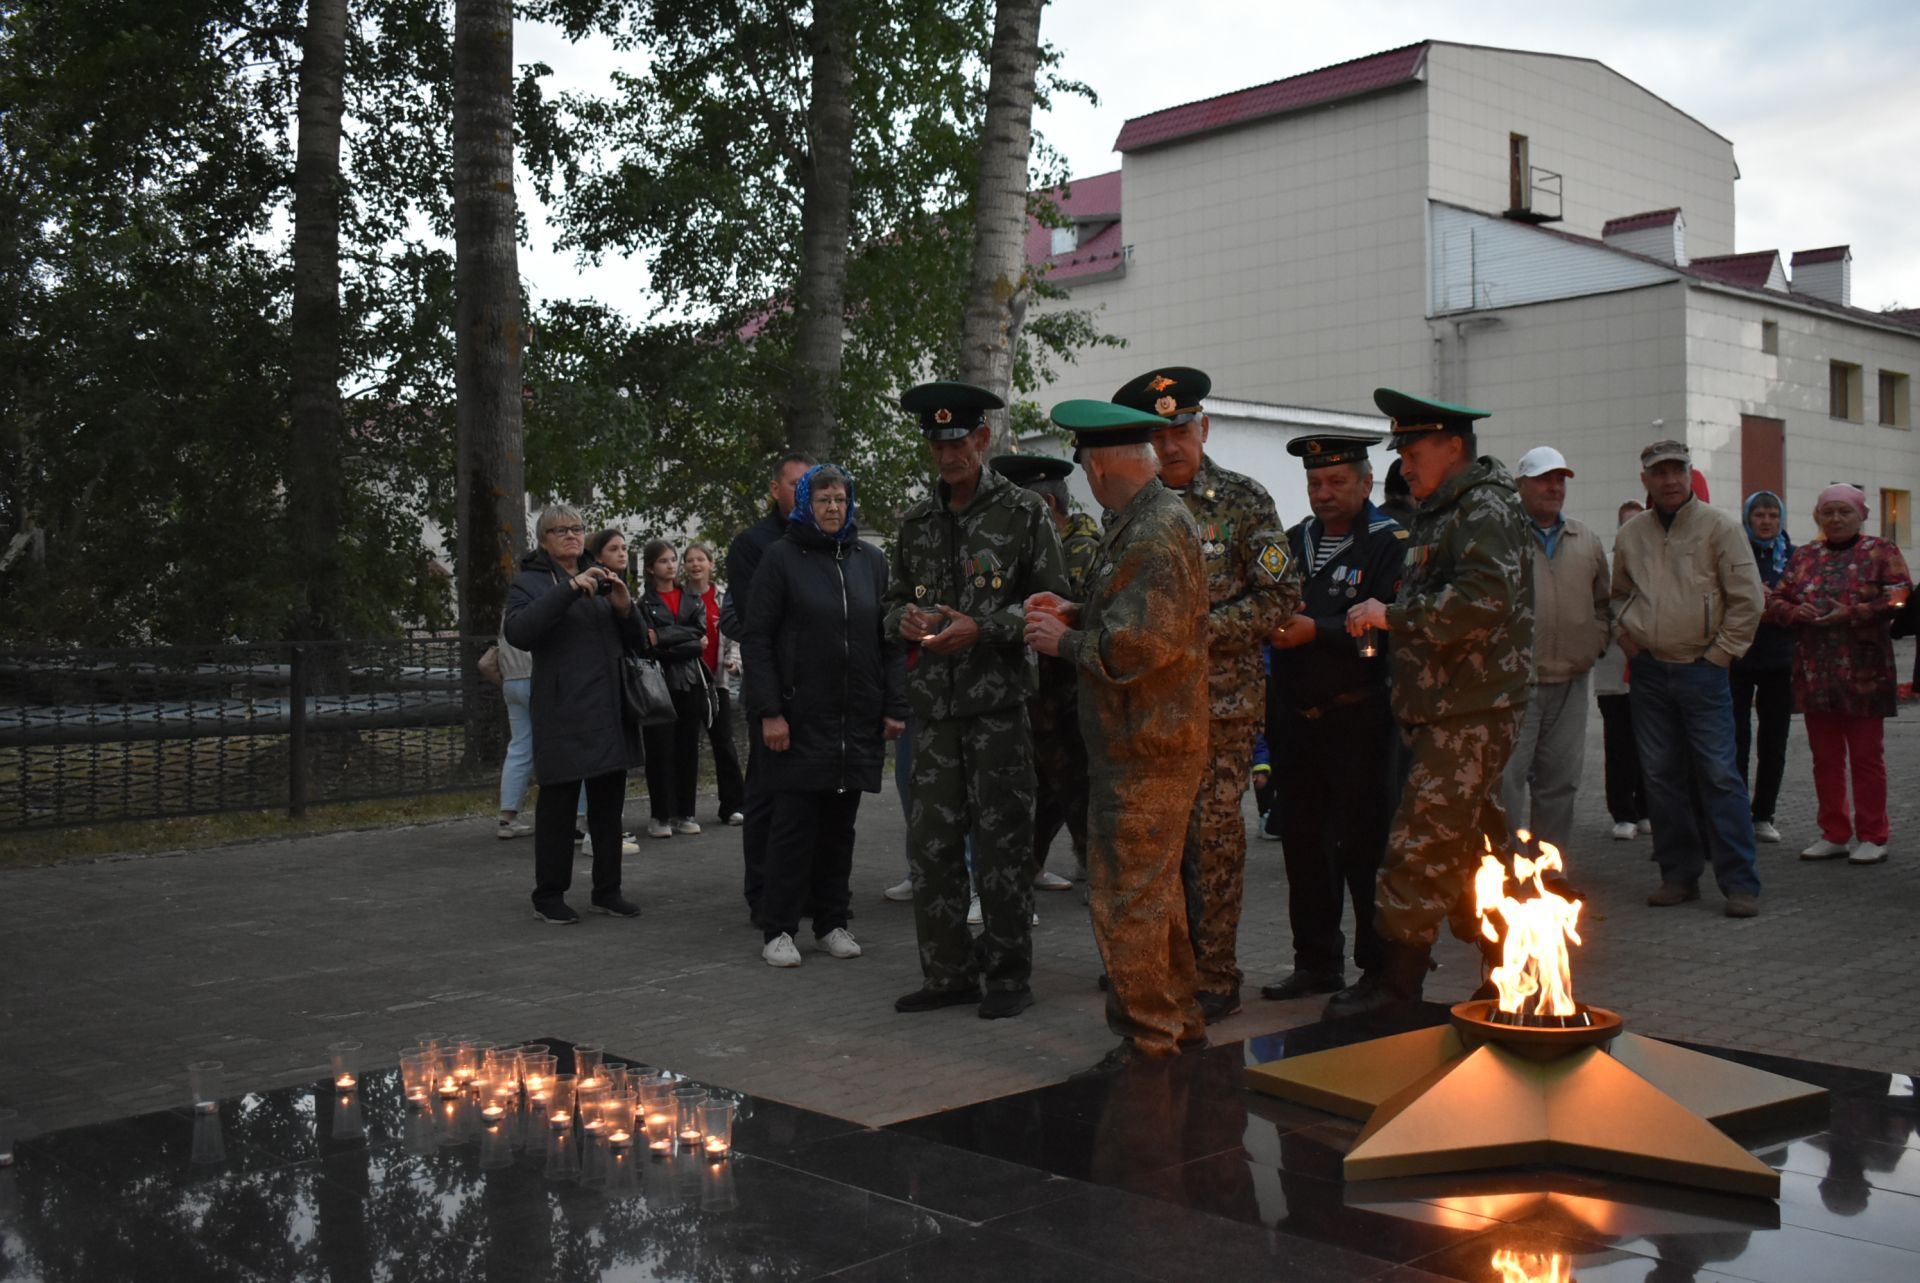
[637,539,709,838]
[1731,491,1794,844]
[503,505,650,924]
[742,465,906,967]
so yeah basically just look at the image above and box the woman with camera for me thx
[637,539,710,839]
[504,506,650,924]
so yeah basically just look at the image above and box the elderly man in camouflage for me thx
[1024,400,1212,1072]
[886,382,1069,1020]
[1114,367,1300,1022]
[991,453,1103,890]
[1332,389,1535,1019]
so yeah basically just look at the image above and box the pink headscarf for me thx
[1814,484,1868,517]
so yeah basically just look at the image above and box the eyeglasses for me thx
[544,525,586,537]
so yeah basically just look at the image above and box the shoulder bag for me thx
[622,655,678,726]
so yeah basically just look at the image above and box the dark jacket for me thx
[502,548,649,785]
[638,583,707,693]
[741,520,906,793]
[1734,533,1795,674]
[720,510,786,638]
[1269,502,1405,713]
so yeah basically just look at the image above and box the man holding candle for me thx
[1332,390,1534,1018]
[1257,434,1406,1004]
[885,382,1069,1019]
[1024,400,1212,1071]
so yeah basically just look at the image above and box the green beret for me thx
[989,453,1073,487]
[1112,367,1211,422]
[900,381,1003,441]
[1373,388,1488,446]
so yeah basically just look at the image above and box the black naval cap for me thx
[1373,388,1489,447]
[1112,367,1211,424]
[900,381,1003,442]
[989,453,1073,486]
[1048,399,1164,461]
[1287,434,1379,470]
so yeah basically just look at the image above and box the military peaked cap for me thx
[1112,367,1211,422]
[1373,388,1489,446]
[900,381,1003,442]
[1287,434,1379,470]
[1049,399,1164,460]
[989,453,1073,486]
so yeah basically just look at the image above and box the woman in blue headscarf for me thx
[1730,490,1794,844]
[740,464,907,968]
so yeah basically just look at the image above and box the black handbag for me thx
[622,655,677,726]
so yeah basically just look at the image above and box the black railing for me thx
[0,636,505,829]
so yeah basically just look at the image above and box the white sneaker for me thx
[1030,909,1040,927]
[1753,820,1782,844]
[647,820,672,839]
[819,928,863,959]
[1034,870,1073,891]
[1849,841,1889,865]
[966,895,982,926]
[1801,838,1850,860]
[725,812,745,826]
[587,833,640,856]
[762,933,802,967]
[1636,819,1652,834]
[882,878,914,902]
[672,818,702,835]
[496,819,532,840]
[1611,821,1637,841]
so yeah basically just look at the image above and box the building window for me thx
[1879,369,1910,428]
[1882,489,1910,545]
[1760,321,1778,355]
[1049,225,1076,256]
[1509,134,1529,212]
[1830,361,1863,421]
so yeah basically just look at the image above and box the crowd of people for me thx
[491,372,1917,1073]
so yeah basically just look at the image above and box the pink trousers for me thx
[1803,711,1888,845]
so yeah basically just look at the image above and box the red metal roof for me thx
[1790,245,1850,266]
[1602,208,1681,235]
[1112,43,1428,154]
[1026,171,1126,282]
[1687,251,1783,290]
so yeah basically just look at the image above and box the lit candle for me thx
[678,1126,702,1145]
[454,1067,475,1083]
[525,1074,546,1093]
[577,1076,604,1092]
[334,1073,357,1090]
[481,1103,506,1122]
[550,1110,571,1129]
[704,1135,729,1156]
[437,1076,459,1098]
[406,1087,428,1104]
[608,1129,632,1147]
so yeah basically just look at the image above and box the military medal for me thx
[914,585,927,599]
[974,575,986,588]
[991,576,1002,589]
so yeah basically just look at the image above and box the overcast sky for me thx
[517,0,1920,315]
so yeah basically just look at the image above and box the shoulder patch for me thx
[1257,541,1293,582]
[1395,529,1410,540]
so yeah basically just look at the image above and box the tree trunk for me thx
[784,0,855,460]
[289,0,348,643]
[453,0,525,763]
[958,0,1045,455]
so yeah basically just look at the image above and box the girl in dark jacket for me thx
[503,505,650,924]
[742,465,906,967]
[637,539,709,838]
[1731,490,1795,844]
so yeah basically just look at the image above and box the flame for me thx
[1491,1248,1573,1283]
[1475,835,1583,1018]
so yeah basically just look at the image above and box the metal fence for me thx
[0,636,506,830]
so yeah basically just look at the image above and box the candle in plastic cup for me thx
[187,1061,224,1114]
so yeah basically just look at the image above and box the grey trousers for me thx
[1499,673,1590,854]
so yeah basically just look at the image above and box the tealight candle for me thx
[704,1135,729,1156]
[334,1073,357,1090]
[577,1076,604,1092]
[608,1129,632,1147]
[481,1103,506,1122]
[525,1074,547,1093]
[550,1110,571,1128]
[437,1076,459,1098]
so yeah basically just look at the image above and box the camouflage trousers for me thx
[1029,695,1089,876]
[1182,717,1259,994]
[1088,757,1206,1055]
[908,706,1037,994]
[1375,707,1523,948]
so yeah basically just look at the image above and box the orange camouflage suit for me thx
[1060,477,1212,1055]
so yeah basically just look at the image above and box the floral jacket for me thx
[1763,536,1912,718]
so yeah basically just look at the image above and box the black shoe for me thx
[1096,972,1110,991]
[1196,988,1242,1023]
[894,984,982,1013]
[1259,969,1345,1001]
[533,901,580,925]
[590,895,640,918]
[1323,972,1390,1019]
[1323,941,1430,1019]
[979,987,1034,1020]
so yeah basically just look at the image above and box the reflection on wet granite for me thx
[4,1026,1917,1281]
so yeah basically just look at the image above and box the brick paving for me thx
[4,646,1917,1141]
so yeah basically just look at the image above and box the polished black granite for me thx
[1,1023,1914,1281]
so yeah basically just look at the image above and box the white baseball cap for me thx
[1515,446,1574,479]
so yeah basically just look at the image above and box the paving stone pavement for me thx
[4,660,1918,1141]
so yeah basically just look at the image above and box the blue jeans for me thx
[499,676,586,819]
[1629,658,1761,898]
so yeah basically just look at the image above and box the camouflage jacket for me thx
[1029,510,1105,733]
[1385,456,1535,725]
[1173,455,1301,721]
[1062,478,1210,765]
[884,465,1069,723]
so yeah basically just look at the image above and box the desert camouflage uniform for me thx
[1376,456,1535,946]
[1174,456,1301,996]
[1061,478,1211,1055]
[1029,510,1103,875]
[885,466,1069,995]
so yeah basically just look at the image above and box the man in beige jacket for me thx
[1610,440,1765,917]
[1500,447,1610,854]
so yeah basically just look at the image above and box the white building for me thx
[1026,40,1920,556]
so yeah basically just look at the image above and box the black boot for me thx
[1322,940,1430,1019]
